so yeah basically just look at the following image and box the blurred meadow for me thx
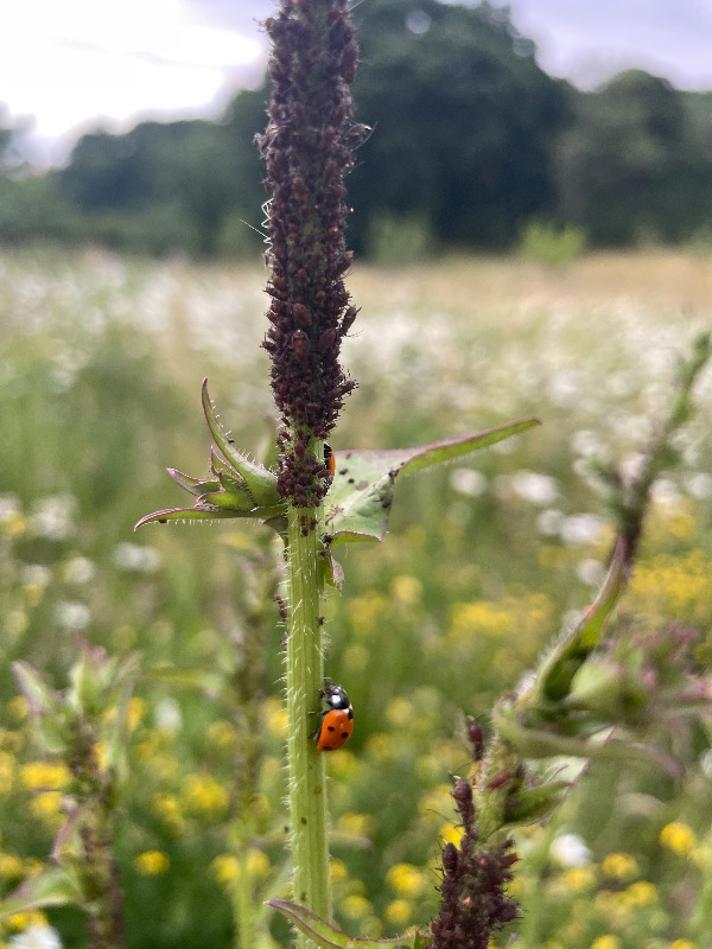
[1,244,712,947]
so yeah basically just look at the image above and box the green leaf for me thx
[537,535,628,703]
[322,552,345,590]
[267,900,418,948]
[0,868,82,920]
[135,506,247,529]
[134,502,285,531]
[201,379,280,507]
[167,467,220,497]
[12,661,56,716]
[325,418,539,545]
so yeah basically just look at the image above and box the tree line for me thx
[1,0,711,259]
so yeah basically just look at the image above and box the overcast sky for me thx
[4,0,712,164]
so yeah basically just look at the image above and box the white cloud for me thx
[1,0,262,156]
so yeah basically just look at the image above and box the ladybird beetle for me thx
[314,681,353,751]
[324,442,336,481]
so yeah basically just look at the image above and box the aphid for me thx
[313,681,354,751]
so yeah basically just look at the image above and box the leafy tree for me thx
[60,119,255,255]
[349,0,570,249]
[557,70,712,244]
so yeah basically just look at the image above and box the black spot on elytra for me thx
[339,468,348,475]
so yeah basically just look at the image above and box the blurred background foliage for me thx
[2,1,712,947]
[1,248,712,946]
[1,0,712,261]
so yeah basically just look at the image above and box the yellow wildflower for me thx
[182,774,229,817]
[385,697,414,728]
[212,854,240,884]
[128,697,146,731]
[560,866,596,893]
[660,821,697,855]
[263,698,288,739]
[330,859,348,883]
[20,762,70,790]
[594,891,632,925]
[386,863,426,898]
[601,852,638,880]
[621,881,658,908]
[23,859,44,878]
[6,914,28,932]
[0,752,15,795]
[206,720,238,751]
[6,696,28,721]
[337,813,373,837]
[340,895,371,920]
[390,575,422,607]
[591,937,621,949]
[384,899,412,927]
[30,791,63,822]
[669,941,694,949]
[151,794,186,835]
[6,910,48,933]
[135,850,170,875]
[440,823,464,847]
[245,848,270,880]
[3,512,26,538]
[449,601,513,640]
[630,551,712,624]
[0,853,23,880]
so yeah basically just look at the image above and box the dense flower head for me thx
[259,0,366,506]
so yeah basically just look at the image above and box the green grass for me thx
[1,247,712,947]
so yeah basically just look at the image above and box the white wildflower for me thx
[113,543,161,573]
[537,508,564,535]
[449,468,487,497]
[576,559,605,586]
[560,514,605,545]
[55,601,91,631]
[550,833,592,868]
[510,471,558,506]
[30,495,76,541]
[63,556,96,585]
[0,493,21,522]
[10,925,63,949]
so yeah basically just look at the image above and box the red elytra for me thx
[316,708,354,751]
[324,442,336,480]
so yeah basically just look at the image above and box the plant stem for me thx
[285,504,330,946]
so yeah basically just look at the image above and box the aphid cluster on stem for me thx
[432,775,518,949]
[431,770,518,949]
[259,0,368,507]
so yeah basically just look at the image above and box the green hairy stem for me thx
[285,504,330,947]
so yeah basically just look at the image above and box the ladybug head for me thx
[322,681,351,710]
